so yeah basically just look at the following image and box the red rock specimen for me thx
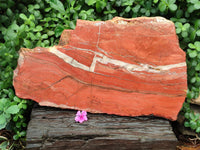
[13,17,187,120]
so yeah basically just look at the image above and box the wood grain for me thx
[26,105,178,150]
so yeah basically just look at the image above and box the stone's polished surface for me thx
[13,17,187,120]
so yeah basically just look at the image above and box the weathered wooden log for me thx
[26,105,178,150]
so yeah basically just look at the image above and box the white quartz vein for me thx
[96,23,110,56]
[49,46,186,74]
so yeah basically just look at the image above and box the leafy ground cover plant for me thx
[0,0,200,149]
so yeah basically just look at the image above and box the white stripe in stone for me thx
[49,46,186,74]
[49,47,90,71]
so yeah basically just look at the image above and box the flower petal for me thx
[75,116,80,122]
[76,111,81,116]
[83,116,88,121]
[79,119,84,123]
[82,111,87,116]
[75,110,88,123]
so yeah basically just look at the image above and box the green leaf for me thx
[16,122,21,128]
[46,0,65,14]
[190,113,196,120]
[6,8,13,17]
[28,4,34,12]
[145,10,150,16]
[22,123,27,127]
[0,141,9,150]
[0,123,7,130]
[41,34,48,39]
[195,63,200,71]
[183,23,190,31]
[194,2,200,9]
[197,119,200,125]
[24,39,32,48]
[43,40,50,46]
[85,0,96,6]
[125,6,131,13]
[140,8,146,13]
[74,5,82,11]
[0,15,8,24]
[184,121,190,127]
[197,30,200,36]
[34,4,40,9]
[33,25,43,32]
[168,0,176,4]
[194,41,200,49]
[181,31,188,38]
[176,9,183,18]
[195,113,200,120]
[19,13,28,20]
[184,112,190,119]
[5,105,19,114]
[158,2,166,12]
[18,114,23,119]
[0,99,8,111]
[194,19,200,29]
[191,60,197,66]
[190,121,197,130]
[187,91,192,99]
[47,31,55,36]
[69,8,75,14]
[188,5,195,13]
[29,14,35,21]
[190,0,199,3]
[189,50,197,58]
[8,91,14,99]
[36,32,41,38]
[2,89,9,94]
[79,13,87,19]
[188,43,195,49]
[55,25,65,37]
[0,114,6,125]
[20,131,26,137]
[96,1,106,13]
[13,115,18,122]
[73,13,78,20]
[69,21,76,29]
[190,77,196,83]
[13,134,19,140]
[176,28,181,34]
[115,0,121,7]
[190,34,196,44]
[22,104,27,110]
[181,31,188,37]
[196,127,200,133]
[169,4,177,11]
[34,10,41,18]
[132,5,140,13]
[28,33,36,41]
[13,96,21,102]
[175,22,182,28]
[70,0,76,7]
[45,7,51,12]
[153,0,159,3]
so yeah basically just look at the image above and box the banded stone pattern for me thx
[13,17,187,120]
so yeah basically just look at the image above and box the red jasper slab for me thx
[13,17,187,120]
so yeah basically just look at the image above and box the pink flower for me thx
[75,110,88,123]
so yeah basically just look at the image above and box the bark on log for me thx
[26,105,178,150]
